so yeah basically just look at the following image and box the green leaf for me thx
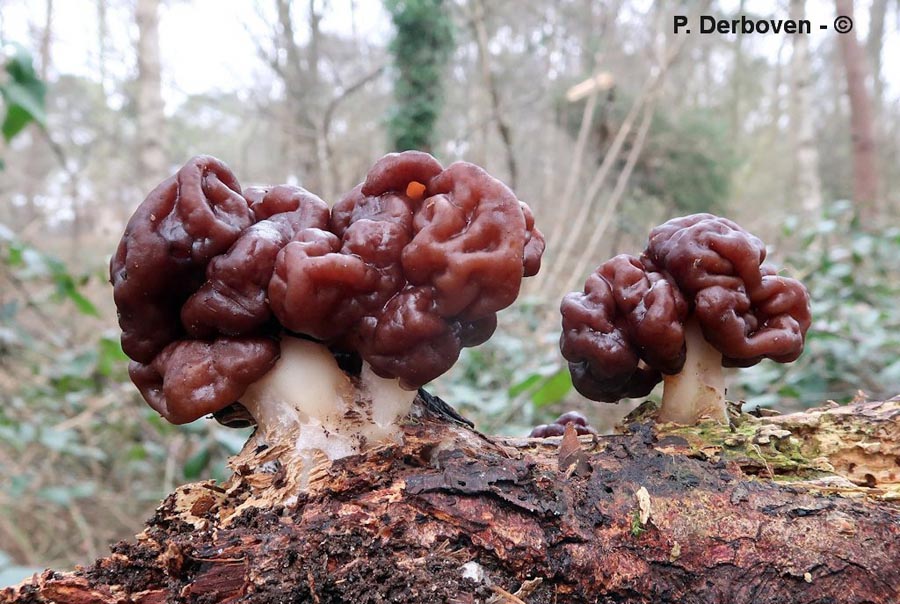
[531,369,573,408]
[9,475,31,498]
[184,446,212,479]
[6,243,24,267]
[66,287,100,317]
[127,444,147,461]
[4,43,39,82]
[38,427,75,451]
[508,374,542,398]
[1,43,47,141]
[97,336,127,377]
[49,266,99,316]
[2,79,45,123]
[1,86,44,140]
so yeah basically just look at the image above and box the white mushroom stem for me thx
[658,318,728,425]
[236,336,417,487]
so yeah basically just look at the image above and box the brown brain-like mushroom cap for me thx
[113,152,545,423]
[111,157,330,424]
[129,338,279,425]
[111,155,254,364]
[560,213,811,402]
[269,151,545,388]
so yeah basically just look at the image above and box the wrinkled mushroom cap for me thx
[560,213,811,402]
[270,151,546,387]
[112,152,545,423]
[111,157,330,424]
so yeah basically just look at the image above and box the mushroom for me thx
[269,151,545,387]
[111,152,544,476]
[111,157,330,425]
[530,411,598,437]
[559,214,811,425]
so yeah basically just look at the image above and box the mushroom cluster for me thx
[560,214,810,425]
[112,152,544,466]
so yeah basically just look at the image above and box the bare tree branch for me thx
[563,97,656,296]
[469,0,518,188]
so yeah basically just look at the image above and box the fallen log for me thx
[3,394,899,603]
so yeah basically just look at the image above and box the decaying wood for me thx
[3,395,899,603]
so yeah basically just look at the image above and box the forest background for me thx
[0,0,898,582]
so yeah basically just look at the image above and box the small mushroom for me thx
[560,214,810,425]
[111,152,544,473]
[530,411,598,437]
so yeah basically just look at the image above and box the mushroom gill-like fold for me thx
[182,186,330,338]
[403,162,528,318]
[520,201,546,278]
[111,156,329,425]
[270,151,545,388]
[111,155,254,363]
[561,213,811,424]
[644,213,767,295]
[354,286,462,389]
[695,273,811,367]
[644,214,810,367]
[114,152,545,432]
[129,338,279,425]
[560,254,685,402]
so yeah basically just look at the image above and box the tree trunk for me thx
[730,0,746,143]
[789,0,823,214]
[3,395,898,603]
[21,0,53,229]
[97,0,109,97]
[835,0,880,220]
[135,0,167,194]
[866,0,887,117]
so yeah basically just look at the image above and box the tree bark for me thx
[2,395,899,603]
[135,0,167,194]
[835,0,880,220]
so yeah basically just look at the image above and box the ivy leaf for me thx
[48,262,100,317]
[531,369,573,408]
[1,85,45,140]
[65,287,100,317]
[97,336,128,377]
[0,44,47,142]
[508,373,542,398]
[184,446,212,479]
[6,242,24,267]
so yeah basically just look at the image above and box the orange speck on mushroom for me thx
[406,181,426,200]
